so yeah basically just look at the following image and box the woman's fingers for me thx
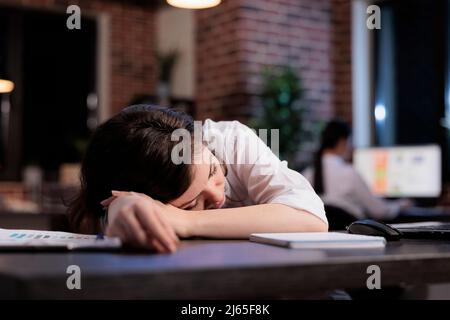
[105,220,128,242]
[102,191,143,208]
[150,238,167,253]
[118,210,148,247]
[111,190,129,197]
[107,211,171,253]
[134,206,178,252]
[154,211,180,244]
[105,192,179,253]
[111,190,151,200]
[121,217,169,253]
[111,190,142,197]
[100,196,117,207]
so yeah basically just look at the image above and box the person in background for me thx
[302,119,412,221]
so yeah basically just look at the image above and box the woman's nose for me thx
[204,186,224,209]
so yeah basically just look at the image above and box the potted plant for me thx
[250,66,321,168]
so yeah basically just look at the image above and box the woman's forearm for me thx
[186,204,328,239]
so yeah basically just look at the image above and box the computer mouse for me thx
[347,219,402,241]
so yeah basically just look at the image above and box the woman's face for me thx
[169,147,226,211]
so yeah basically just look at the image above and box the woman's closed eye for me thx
[185,200,197,210]
[183,162,219,211]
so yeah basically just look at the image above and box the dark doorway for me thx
[0,7,97,180]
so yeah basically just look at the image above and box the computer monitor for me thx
[353,145,442,198]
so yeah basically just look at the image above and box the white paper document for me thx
[250,232,386,249]
[0,228,122,251]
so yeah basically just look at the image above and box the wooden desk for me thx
[0,239,450,299]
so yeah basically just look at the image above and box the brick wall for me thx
[195,0,352,124]
[0,0,157,115]
[2,0,352,122]
[331,0,352,123]
[195,0,243,120]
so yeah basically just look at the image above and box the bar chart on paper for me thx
[0,228,121,251]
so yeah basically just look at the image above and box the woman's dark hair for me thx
[313,119,351,195]
[68,104,195,234]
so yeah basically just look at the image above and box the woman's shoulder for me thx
[203,119,266,172]
[203,119,252,134]
[203,119,256,150]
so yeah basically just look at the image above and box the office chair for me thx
[324,204,357,231]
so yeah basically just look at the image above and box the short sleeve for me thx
[205,120,327,225]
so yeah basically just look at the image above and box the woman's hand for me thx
[101,191,187,253]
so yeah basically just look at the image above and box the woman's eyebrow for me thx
[179,162,213,208]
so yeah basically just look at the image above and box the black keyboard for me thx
[394,223,450,239]
[401,224,450,231]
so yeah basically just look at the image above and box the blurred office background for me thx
[0,0,449,222]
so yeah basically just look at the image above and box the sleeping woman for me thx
[68,105,327,253]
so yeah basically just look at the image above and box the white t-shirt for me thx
[302,154,401,220]
[202,119,327,225]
